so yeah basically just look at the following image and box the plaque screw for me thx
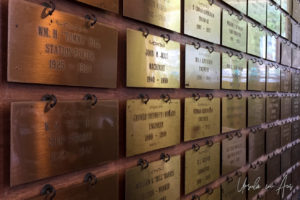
[160,153,170,162]
[41,1,56,19]
[40,184,56,200]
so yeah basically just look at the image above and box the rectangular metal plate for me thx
[267,3,281,33]
[8,0,118,88]
[266,35,280,62]
[248,0,266,25]
[123,0,181,32]
[281,45,292,67]
[184,97,220,141]
[292,49,300,69]
[293,0,300,22]
[185,45,220,89]
[222,174,246,200]
[292,73,300,93]
[266,97,280,122]
[266,155,280,184]
[184,0,221,44]
[292,97,300,117]
[281,14,292,39]
[222,135,246,175]
[292,143,300,166]
[248,164,265,199]
[249,130,265,163]
[248,61,266,91]
[281,70,292,92]
[11,100,119,186]
[222,12,247,52]
[222,97,246,133]
[185,142,220,194]
[266,127,281,153]
[200,187,221,200]
[125,155,180,200]
[126,99,180,157]
[223,0,247,14]
[126,29,180,88]
[281,124,291,146]
[76,0,119,13]
[281,149,291,172]
[248,97,266,126]
[222,54,247,90]
[247,24,266,58]
[281,97,291,119]
[281,0,292,13]
[266,66,280,92]
[292,121,300,140]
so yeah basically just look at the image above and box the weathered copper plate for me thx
[281,124,291,146]
[76,0,119,13]
[266,97,280,122]
[222,12,247,52]
[248,97,266,126]
[126,29,180,88]
[292,49,300,69]
[292,97,300,117]
[29,174,119,200]
[281,97,291,119]
[11,100,119,186]
[8,0,118,88]
[249,130,265,163]
[266,66,280,92]
[222,135,246,175]
[222,174,246,200]
[281,14,292,39]
[223,0,247,14]
[266,35,280,62]
[222,97,246,133]
[123,0,181,32]
[248,61,266,91]
[247,24,266,58]
[200,187,220,200]
[248,0,267,25]
[267,3,281,33]
[292,121,300,140]
[126,99,180,157]
[281,70,291,92]
[184,97,220,141]
[185,142,220,194]
[184,0,221,44]
[292,73,300,93]
[185,45,220,89]
[222,54,247,90]
[266,155,280,184]
[266,127,280,153]
[281,45,292,67]
[125,155,180,200]
[248,164,265,199]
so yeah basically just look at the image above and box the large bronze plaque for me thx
[281,97,291,119]
[200,187,221,200]
[281,70,291,92]
[30,174,118,200]
[281,45,292,67]
[248,61,266,91]
[223,0,247,14]
[266,127,280,153]
[185,142,220,194]
[184,0,221,43]
[266,66,280,92]
[292,97,300,117]
[222,54,247,90]
[247,24,266,58]
[281,14,292,39]
[222,12,247,52]
[266,35,280,62]
[126,29,180,88]
[185,45,220,89]
[281,124,291,146]
[267,2,281,33]
[125,155,180,200]
[123,0,180,32]
[222,97,246,133]
[126,99,180,156]
[266,97,280,122]
[248,97,266,126]
[11,100,119,186]
[8,0,118,88]
[248,0,267,25]
[184,97,220,141]
[292,49,300,69]
[76,0,119,13]
[248,164,265,199]
[222,174,246,200]
[292,73,300,93]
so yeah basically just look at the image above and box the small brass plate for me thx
[292,97,300,116]
[281,97,291,119]
[292,73,300,93]
[266,127,280,153]
[266,66,280,92]
[222,174,246,200]
[266,97,280,122]
[281,45,292,67]
[249,130,265,163]
[292,49,300,69]
[76,0,119,13]
[223,0,247,14]
[281,70,292,92]
[281,14,292,39]
[266,155,280,184]
[266,35,280,62]
[267,3,281,33]
[248,61,266,91]
[248,0,267,25]
[247,24,266,58]
[281,124,291,146]
[248,97,266,126]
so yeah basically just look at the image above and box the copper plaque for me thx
[185,142,220,194]
[8,0,118,88]
[184,97,220,141]
[222,54,247,90]
[184,0,221,44]
[76,0,119,13]
[266,127,281,153]
[266,35,280,62]
[281,70,292,92]
[248,61,266,91]
[266,66,280,92]
[292,73,300,93]
[222,12,247,52]
[223,0,247,14]
[281,45,292,67]
[126,99,180,157]
[248,0,267,25]
[292,49,300,69]
[11,100,119,186]
[123,0,181,32]
[125,155,180,200]
[281,124,291,146]
[248,164,265,199]
[281,14,292,39]
[222,174,246,200]
[267,3,281,33]
[247,24,266,58]
[281,97,291,119]
[222,97,246,133]
[292,97,300,117]
[185,45,220,89]
[266,97,280,122]
[126,29,180,88]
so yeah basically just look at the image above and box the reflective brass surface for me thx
[185,142,220,194]
[248,61,266,91]
[248,164,265,199]
[249,130,265,164]
[222,97,246,133]
[292,121,300,140]
[126,29,180,88]
[11,100,119,186]
[223,0,247,14]
[222,174,246,200]
[292,49,300,69]
[123,0,181,32]
[184,97,220,141]
[266,127,280,153]
[76,0,119,13]
[281,124,291,146]
[293,0,300,23]
[200,187,221,200]
[222,54,247,90]
[281,0,292,13]
[184,0,221,44]
[185,45,220,89]
[266,35,280,62]
[222,12,247,52]
[247,24,266,58]
[292,73,300,93]
[281,14,292,39]
[266,155,280,184]
[292,97,300,116]
[266,66,280,92]
[267,3,281,33]
[281,70,292,92]
[281,45,292,67]
[292,24,300,46]
[8,0,118,88]
[248,97,266,126]
[125,155,180,200]
[248,0,267,25]
[281,97,291,119]
[126,99,180,157]
[266,97,280,122]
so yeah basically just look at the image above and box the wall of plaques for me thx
[1,0,300,199]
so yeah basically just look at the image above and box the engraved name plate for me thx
[292,49,300,69]
[281,44,292,67]
[223,0,247,14]
[266,155,280,184]
[8,0,118,88]
[267,2,281,33]
[222,174,246,200]
[266,127,280,153]
[266,97,280,122]
[281,14,292,39]
[281,97,291,119]
[266,65,280,92]
[247,24,266,58]
[293,0,300,22]
[281,124,291,146]
[292,121,300,140]
[292,72,300,93]
[76,0,119,13]
[248,163,265,199]
[248,0,266,25]
[248,61,266,91]
[126,29,180,88]
[11,100,119,186]
[292,97,300,117]
[266,35,280,62]
[281,69,291,92]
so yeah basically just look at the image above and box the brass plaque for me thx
[281,149,291,172]
[281,70,291,92]
[266,66,280,92]
[266,189,280,200]
[221,54,247,90]
[185,45,220,89]
[267,3,281,33]
[292,49,300,69]
[292,97,300,117]
[281,0,292,13]
[266,35,280,62]
[292,121,300,140]
[248,97,266,126]
[184,97,220,141]
[223,0,247,14]
[29,174,119,200]
[293,0,300,22]
[281,45,292,67]
[185,142,220,194]
[126,99,180,157]
[248,164,265,199]
[222,174,246,200]
[292,143,300,165]
[76,0,119,13]
[292,167,300,186]
[184,0,221,44]
[125,155,180,200]
[123,0,181,32]
[222,97,246,133]
[200,187,221,200]
[281,124,291,146]
[222,12,247,52]
[222,135,246,175]
[126,29,180,88]
[281,14,292,39]
[8,0,118,88]
[292,73,300,93]
[249,130,265,163]
[247,24,266,58]
[281,97,291,119]
[266,127,280,153]
[11,100,119,186]
[248,61,266,91]
[248,0,267,25]
[266,155,280,184]
[266,97,280,122]
[292,23,300,46]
